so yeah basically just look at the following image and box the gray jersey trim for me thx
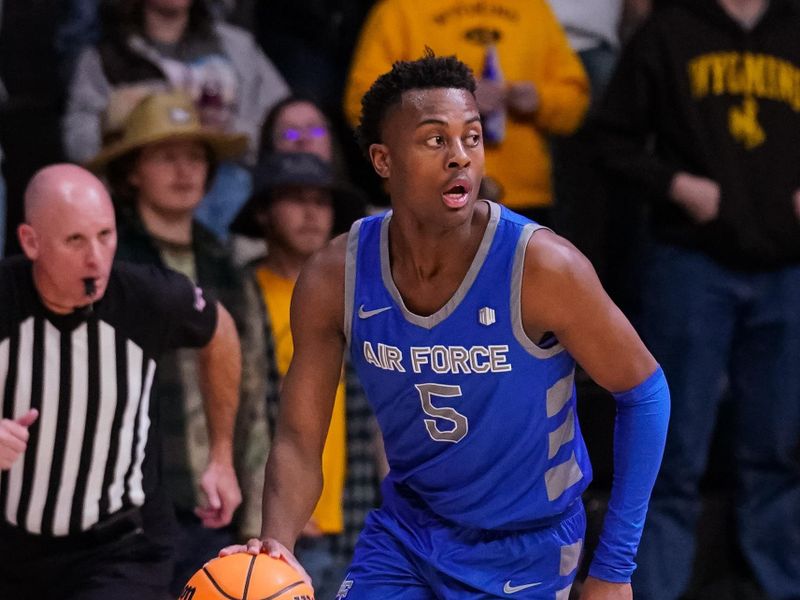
[511,224,565,358]
[544,451,584,501]
[379,201,501,330]
[556,584,574,600]
[546,371,575,418]
[549,407,576,459]
[343,218,363,348]
[560,539,583,576]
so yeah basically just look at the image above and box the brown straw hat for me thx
[86,90,249,172]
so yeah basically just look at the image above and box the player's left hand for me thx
[218,538,313,587]
[196,460,242,528]
[507,81,539,116]
[578,576,632,600]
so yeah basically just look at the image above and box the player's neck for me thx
[389,211,488,291]
[388,202,488,277]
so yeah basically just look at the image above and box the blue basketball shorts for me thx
[334,488,585,599]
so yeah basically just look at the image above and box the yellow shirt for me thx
[344,0,589,210]
[255,266,347,534]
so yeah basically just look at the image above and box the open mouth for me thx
[442,183,471,209]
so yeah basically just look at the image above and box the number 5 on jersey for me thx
[415,383,469,443]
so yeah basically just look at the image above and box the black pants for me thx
[0,524,173,599]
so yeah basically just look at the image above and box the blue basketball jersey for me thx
[345,201,592,530]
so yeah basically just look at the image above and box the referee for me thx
[0,164,242,599]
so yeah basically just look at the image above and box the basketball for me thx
[178,553,315,600]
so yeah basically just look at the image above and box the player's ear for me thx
[17,223,40,260]
[369,143,391,179]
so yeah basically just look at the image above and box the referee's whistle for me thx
[83,277,97,298]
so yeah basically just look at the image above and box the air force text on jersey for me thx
[362,341,513,374]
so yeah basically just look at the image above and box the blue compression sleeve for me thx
[588,366,670,582]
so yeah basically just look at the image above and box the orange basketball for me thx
[178,552,315,600]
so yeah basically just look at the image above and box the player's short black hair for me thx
[356,50,477,157]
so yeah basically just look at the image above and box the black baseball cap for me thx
[230,152,364,237]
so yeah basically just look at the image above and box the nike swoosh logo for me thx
[358,304,392,319]
[503,581,543,594]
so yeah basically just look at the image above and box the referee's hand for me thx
[196,459,242,528]
[0,409,39,470]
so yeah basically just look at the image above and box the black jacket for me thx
[115,210,251,512]
[592,0,800,269]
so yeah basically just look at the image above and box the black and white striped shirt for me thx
[0,257,216,538]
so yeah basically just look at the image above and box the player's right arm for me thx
[219,235,348,581]
[260,235,347,545]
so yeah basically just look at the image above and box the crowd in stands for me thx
[0,1,798,599]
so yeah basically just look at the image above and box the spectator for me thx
[229,152,373,599]
[591,1,800,598]
[86,90,270,595]
[0,163,241,599]
[261,95,357,190]
[343,0,589,223]
[231,95,366,266]
[261,96,334,161]
[63,0,288,164]
[63,0,290,240]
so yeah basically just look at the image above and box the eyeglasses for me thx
[278,125,328,141]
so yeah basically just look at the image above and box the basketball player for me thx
[222,54,670,599]
[0,164,241,600]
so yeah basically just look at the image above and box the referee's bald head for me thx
[18,164,117,313]
[24,164,112,227]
